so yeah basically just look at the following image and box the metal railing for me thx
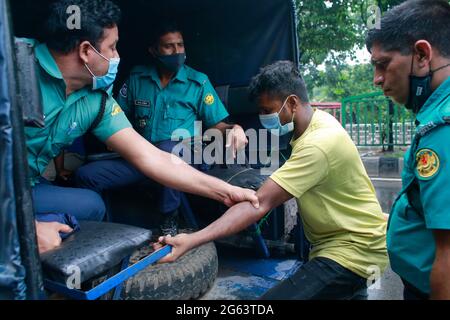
[341,92,415,149]
[311,102,342,123]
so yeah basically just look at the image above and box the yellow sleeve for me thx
[270,144,329,198]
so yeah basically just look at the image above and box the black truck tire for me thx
[121,241,218,300]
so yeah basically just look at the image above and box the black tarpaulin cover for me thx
[118,0,299,87]
[10,0,298,87]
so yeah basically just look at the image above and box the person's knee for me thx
[74,165,94,188]
[75,164,108,194]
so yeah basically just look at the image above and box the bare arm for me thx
[157,178,294,263]
[430,230,450,300]
[106,128,258,207]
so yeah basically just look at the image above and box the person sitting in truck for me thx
[74,21,248,236]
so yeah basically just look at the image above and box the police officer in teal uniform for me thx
[366,0,450,300]
[75,22,248,236]
[28,0,258,254]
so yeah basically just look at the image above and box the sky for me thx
[349,46,371,65]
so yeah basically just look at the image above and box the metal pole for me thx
[388,99,394,152]
[3,0,45,300]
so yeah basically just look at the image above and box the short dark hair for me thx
[149,20,183,47]
[249,61,310,104]
[44,0,121,53]
[366,0,450,57]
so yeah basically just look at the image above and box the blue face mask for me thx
[85,44,120,90]
[259,95,295,136]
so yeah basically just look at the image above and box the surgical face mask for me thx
[156,53,186,73]
[84,44,120,90]
[406,58,450,113]
[259,95,295,136]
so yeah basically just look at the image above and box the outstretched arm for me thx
[157,178,294,263]
[106,128,259,208]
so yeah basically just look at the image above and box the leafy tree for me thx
[310,63,375,102]
[295,0,405,100]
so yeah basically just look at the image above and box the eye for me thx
[379,60,390,70]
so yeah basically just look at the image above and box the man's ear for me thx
[413,40,433,69]
[289,95,301,113]
[79,41,92,64]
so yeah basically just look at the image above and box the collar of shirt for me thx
[415,76,450,127]
[145,64,188,89]
[34,42,101,106]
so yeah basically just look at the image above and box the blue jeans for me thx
[261,257,368,300]
[74,140,193,214]
[32,178,105,222]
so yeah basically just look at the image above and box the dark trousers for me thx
[261,257,368,300]
[32,178,105,222]
[75,140,189,215]
[402,279,429,300]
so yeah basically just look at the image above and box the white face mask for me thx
[84,44,120,90]
[259,95,295,136]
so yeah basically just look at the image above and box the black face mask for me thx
[156,53,186,73]
[406,58,450,114]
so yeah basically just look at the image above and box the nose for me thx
[175,46,183,54]
[373,72,384,87]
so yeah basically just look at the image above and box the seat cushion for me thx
[40,221,151,284]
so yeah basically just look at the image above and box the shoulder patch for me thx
[416,148,440,179]
[111,104,123,117]
[204,94,215,106]
[120,83,128,98]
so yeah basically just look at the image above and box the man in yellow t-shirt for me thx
[156,61,388,300]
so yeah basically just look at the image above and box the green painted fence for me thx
[341,92,415,149]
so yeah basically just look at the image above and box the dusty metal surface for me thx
[202,246,302,300]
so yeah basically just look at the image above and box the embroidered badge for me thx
[111,104,123,116]
[120,83,128,98]
[204,94,215,106]
[416,149,440,179]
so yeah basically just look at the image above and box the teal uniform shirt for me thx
[116,64,229,144]
[387,76,450,294]
[23,39,132,186]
